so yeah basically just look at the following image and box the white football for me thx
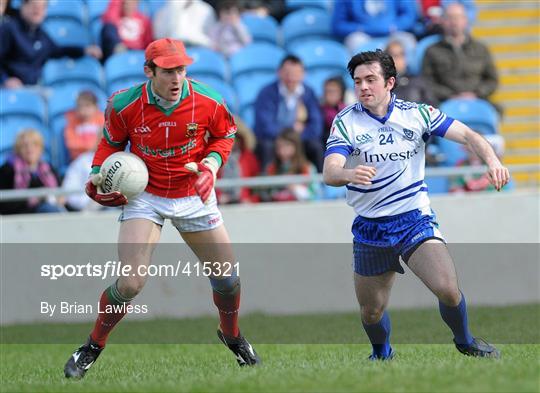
[99,152,149,199]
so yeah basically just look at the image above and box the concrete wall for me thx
[1,191,538,324]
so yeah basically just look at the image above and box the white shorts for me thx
[119,191,223,233]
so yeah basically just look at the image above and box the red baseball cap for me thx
[145,38,194,68]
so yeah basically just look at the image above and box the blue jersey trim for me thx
[372,186,428,210]
[371,168,401,184]
[433,117,454,137]
[346,165,406,193]
[325,145,353,157]
[361,94,396,124]
[370,180,425,210]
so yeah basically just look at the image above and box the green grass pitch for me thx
[1,304,538,392]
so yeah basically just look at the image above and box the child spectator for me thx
[101,0,154,60]
[320,76,346,145]
[263,128,319,202]
[64,91,104,161]
[0,129,65,214]
[209,0,251,58]
[217,116,260,204]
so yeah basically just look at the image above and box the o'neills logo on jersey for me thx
[186,123,198,137]
[364,147,420,163]
[159,121,176,127]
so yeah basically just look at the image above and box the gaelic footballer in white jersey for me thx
[325,94,452,218]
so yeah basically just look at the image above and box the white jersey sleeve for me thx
[325,104,356,158]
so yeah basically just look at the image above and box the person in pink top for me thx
[101,0,153,60]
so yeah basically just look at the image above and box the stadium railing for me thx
[0,164,538,202]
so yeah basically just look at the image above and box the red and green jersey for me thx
[93,79,236,198]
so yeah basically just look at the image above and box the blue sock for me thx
[362,311,392,357]
[439,292,473,346]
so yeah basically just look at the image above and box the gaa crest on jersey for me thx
[186,123,198,137]
[402,128,415,141]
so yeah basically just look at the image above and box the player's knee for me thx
[117,276,147,298]
[437,286,461,307]
[209,274,240,296]
[361,306,385,325]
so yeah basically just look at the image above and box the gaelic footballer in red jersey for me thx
[65,38,260,380]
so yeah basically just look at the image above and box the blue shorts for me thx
[352,209,445,276]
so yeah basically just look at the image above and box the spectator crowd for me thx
[0,0,505,214]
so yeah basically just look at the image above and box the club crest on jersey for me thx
[186,123,198,137]
[402,128,415,141]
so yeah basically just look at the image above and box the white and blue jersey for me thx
[325,94,453,275]
[325,94,454,218]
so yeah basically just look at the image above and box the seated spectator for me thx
[101,0,154,60]
[422,2,498,106]
[385,40,437,105]
[153,0,216,47]
[332,0,417,53]
[209,0,251,58]
[450,134,505,193]
[254,55,323,172]
[64,91,104,161]
[217,116,260,204]
[0,0,102,88]
[320,76,347,145]
[0,129,65,214]
[261,129,319,202]
[417,0,477,38]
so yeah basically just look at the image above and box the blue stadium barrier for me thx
[46,0,86,25]
[229,43,285,86]
[43,19,90,48]
[42,56,104,90]
[242,15,279,45]
[282,8,333,50]
[187,47,228,82]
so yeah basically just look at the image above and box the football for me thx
[99,152,149,199]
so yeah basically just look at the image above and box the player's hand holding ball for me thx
[85,172,128,207]
[349,165,377,185]
[185,157,219,203]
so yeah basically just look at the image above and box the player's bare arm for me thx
[323,153,376,186]
[444,121,510,191]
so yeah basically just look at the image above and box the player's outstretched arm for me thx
[323,153,376,187]
[444,120,510,191]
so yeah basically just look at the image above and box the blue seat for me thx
[0,89,46,125]
[291,40,349,73]
[286,0,329,10]
[187,47,228,82]
[230,43,285,86]
[234,73,276,111]
[46,0,85,24]
[352,36,390,54]
[282,8,333,50]
[440,98,499,135]
[0,118,51,160]
[242,15,279,45]
[409,34,441,75]
[43,19,90,47]
[87,0,109,23]
[90,19,103,46]
[105,51,146,94]
[42,56,104,89]
[240,106,255,129]
[48,84,107,124]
